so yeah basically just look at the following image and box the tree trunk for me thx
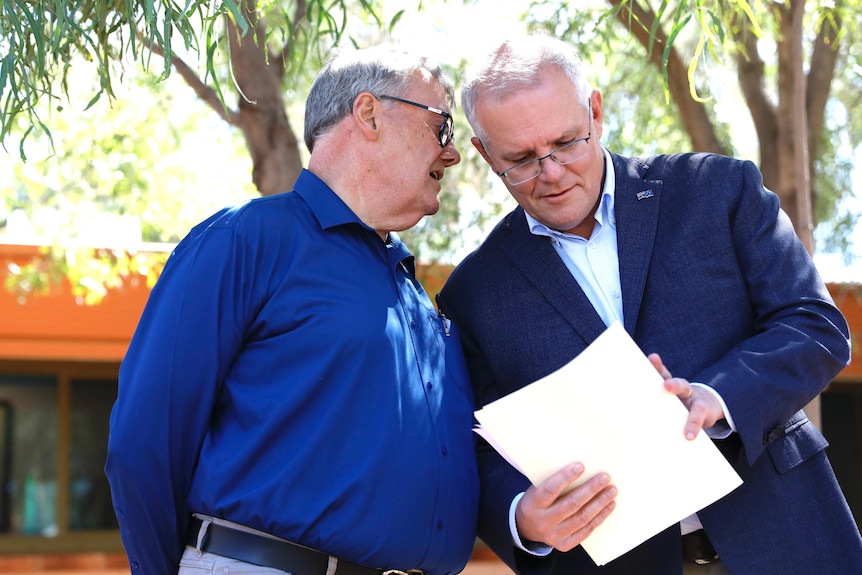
[734,23,779,191]
[790,0,813,254]
[228,0,304,196]
[786,0,820,427]
[611,0,845,430]
[806,3,843,219]
[771,2,796,226]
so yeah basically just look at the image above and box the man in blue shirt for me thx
[105,46,479,575]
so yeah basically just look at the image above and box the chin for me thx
[424,200,441,216]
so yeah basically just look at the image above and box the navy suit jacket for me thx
[439,152,862,574]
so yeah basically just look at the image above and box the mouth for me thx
[430,169,443,182]
[540,187,569,200]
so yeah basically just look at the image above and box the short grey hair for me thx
[304,46,455,152]
[461,33,592,144]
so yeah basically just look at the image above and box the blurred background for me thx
[0,0,860,571]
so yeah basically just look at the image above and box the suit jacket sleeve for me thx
[632,156,850,468]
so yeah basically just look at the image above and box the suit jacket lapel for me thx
[498,208,608,344]
[612,153,662,334]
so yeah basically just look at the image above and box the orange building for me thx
[0,242,860,572]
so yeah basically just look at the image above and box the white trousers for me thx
[178,547,290,575]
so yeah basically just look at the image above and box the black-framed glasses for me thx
[498,103,593,186]
[378,95,455,148]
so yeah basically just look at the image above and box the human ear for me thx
[589,90,604,139]
[353,92,380,142]
[472,137,494,167]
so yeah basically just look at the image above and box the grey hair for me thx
[304,45,455,152]
[461,32,592,144]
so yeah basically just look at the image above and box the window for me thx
[70,379,119,531]
[0,366,122,553]
[0,376,57,536]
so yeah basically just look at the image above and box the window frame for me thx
[0,360,123,554]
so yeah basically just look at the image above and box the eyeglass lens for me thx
[502,137,590,185]
[378,95,453,148]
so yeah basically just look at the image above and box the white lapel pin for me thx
[637,189,654,200]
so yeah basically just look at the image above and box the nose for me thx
[537,155,566,182]
[440,141,461,167]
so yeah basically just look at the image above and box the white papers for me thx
[473,322,742,566]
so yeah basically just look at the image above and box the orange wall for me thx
[0,244,150,362]
[1,243,861,382]
[829,284,862,381]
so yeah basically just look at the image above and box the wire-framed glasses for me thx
[378,95,455,148]
[498,104,593,185]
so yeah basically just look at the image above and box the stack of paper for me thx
[474,322,742,566]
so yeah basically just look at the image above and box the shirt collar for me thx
[526,147,616,238]
[293,168,413,266]
[293,169,366,231]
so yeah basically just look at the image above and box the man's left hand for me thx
[647,353,725,440]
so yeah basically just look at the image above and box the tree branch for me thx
[146,41,241,126]
[607,0,725,153]
[806,3,843,163]
[275,0,308,81]
[733,21,777,178]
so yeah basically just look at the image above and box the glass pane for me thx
[70,379,119,531]
[0,375,58,536]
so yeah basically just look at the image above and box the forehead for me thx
[476,69,584,153]
[402,74,452,111]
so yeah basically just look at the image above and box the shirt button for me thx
[588,242,597,249]
[410,320,416,328]
[130,561,140,570]
[441,446,448,456]
[436,520,444,530]
[426,382,433,390]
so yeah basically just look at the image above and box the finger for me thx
[551,477,617,552]
[684,392,726,439]
[558,473,615,522]
[684,406,705,440]
[521,472,616,551]
[558,495,616,552]
[663,377,692,400]
[517,464,600,545]
[682,391,717,440]
[647,353,672,380]
[529,462,587,507]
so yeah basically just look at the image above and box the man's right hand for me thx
[515,463,616,552]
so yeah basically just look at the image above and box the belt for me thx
[681,529,720,565]
[186,515,421,575]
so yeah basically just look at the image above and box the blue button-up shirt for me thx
[106,169,479,575]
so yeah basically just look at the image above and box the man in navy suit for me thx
[438,33,862,574]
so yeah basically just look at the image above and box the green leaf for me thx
[222,0,249,37]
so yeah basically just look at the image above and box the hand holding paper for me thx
[473,322,743,566]
[512,461,618,554]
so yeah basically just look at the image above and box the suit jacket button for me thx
[763,425,782,444]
